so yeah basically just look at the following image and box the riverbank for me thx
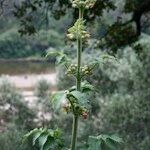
[0,57,55,63]
[0,60,57,101]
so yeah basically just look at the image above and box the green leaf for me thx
[81,82,94,92]
[70,91,90,107]
[32,130,43,145]
[46,50,61,58]
[38,133,49,150]
[100,54,117,60]
[109,135,123,143]
[68,82,94,93]
[23,128,39,143]
[46,49,71,66]
[56,54,71,66]
[88,136,102,150]
[43,138,55,150]
[99,54,118,65]
[88,134,123,150]
[23,128,64,150]
[53,128,62,139]
[51,91,66,111]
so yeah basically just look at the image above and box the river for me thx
[0,61,56,101]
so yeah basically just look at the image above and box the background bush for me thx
[0,79,36,150]
[56,34,150,149]
[0,29,65,59]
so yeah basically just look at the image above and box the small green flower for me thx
[72,0,96,9]
[66,64,78,76]
[67,19,90,40]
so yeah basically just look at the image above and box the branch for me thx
[0,0,10,14]
[132,0,150,35]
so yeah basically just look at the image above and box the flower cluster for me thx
[72,0,96,9]
[62,101,88,119]
[66,64,93,77]
[66,64,77,76]
[67,19,90,40]
[81,65,92,76]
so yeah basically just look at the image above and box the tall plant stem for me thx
[71,7,84,150]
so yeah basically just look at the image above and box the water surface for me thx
[0,61,55,75]
[0,61,56,100]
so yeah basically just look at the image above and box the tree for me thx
[124,0,150,36]
[10,0,149,36]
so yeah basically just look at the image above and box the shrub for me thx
[0,125,36,150]
[56,34,150,149]
[0,78,36,130]
[0,29,64,58]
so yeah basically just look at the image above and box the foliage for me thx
[0,78,36,130]
[56,34,150,149]
[0,125,36,150]
[97,34,150,150]
[34,79,52,126]
[12,0,150,50]
[0,28,64,59]
[14,0,115,35]
[124,0,144,12]
[103,21,137,52]
[23,128,64,150]
[24,0,122,150]
[35,79,51,99]
[0,79,36,150]
[88,134,123,150]
[46,49,71,66]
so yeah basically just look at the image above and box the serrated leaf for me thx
[88,136,102,150]
[23,128,64,150]
[46,49,71,67]
[53,128,62,139]
[99,54,118,65]
[88,134,122,150]
[32,130,43,145]
[100,54,117,61]
[43,138,55,150]
[56,54,71,66]
[81,82,94,92]
[109,135,123,143]
[23,128,39,143]
[105,139,118,150]
[70,91,90,107]
[51,91,66,111]
[46,50,61,58]
[38,133,49,150]
[68,82,94,93]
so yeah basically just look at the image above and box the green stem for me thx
[70,7,84,150]
[76,38,82,91]
[71,115,78,150]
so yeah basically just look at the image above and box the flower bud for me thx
[85,33,90,38]
[67,33,74,39]
[82,111,88,119]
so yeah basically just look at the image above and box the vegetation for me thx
[0,79,36,150]
[0,28,65,59]
[23,0,123,150]
[0,0,150,150]
[57,34,150,149]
